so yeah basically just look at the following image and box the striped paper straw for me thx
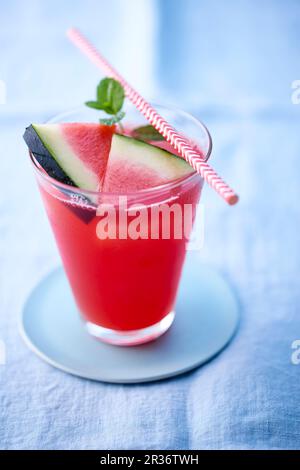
[67,28,238,205]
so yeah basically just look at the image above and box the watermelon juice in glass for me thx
[26,103,212,346]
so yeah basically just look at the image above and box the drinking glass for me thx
[29,103,212,345]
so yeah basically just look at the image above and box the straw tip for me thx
[228,193,239,205]
[66,27,77,38]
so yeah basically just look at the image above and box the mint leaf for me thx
[99,111,125,126]
[85,100,105,110]
[132,125,164,142]
[96,78,125,115]
[85,78,126,126]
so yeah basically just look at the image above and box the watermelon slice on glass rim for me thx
[23,123,115,191]
[23,123,194,195]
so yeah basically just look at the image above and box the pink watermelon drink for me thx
[24,103,211,346]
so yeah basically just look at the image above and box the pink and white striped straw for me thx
[67,28,238,205]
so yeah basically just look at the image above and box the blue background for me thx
[1,0,300,449]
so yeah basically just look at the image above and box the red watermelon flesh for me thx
[102,134,194,193]
[61,123,115,187]
[24,123,194,194]
[103,160,167,192]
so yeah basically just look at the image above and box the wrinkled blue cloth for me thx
[1,0,300,450]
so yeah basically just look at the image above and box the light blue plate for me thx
[20,254,239,383]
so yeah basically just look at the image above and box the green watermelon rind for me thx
[32,124,99,191]
[109,134,194,178]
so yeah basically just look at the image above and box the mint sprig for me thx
[132,125,164,142]
[85,78,125,125]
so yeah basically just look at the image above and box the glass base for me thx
[85,311,175,346]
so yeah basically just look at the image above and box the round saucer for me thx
[20,254,239,383]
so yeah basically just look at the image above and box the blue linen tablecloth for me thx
[1,0,300,450]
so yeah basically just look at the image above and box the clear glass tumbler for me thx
[29,103,212,345]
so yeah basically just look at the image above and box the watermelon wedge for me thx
[23,123,115,190]
[24,124,195,194]
[102,134,194,193]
